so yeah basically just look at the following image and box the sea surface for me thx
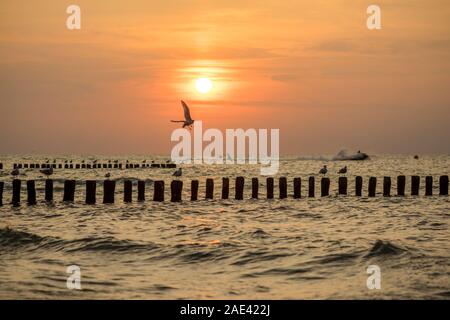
[0,154,449,299]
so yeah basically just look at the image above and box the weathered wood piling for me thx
[222,178,229,199]
[440,175,449,195]
[338,177,347,195]
[383,177,391,197]
[0,181,3,206]
[153,180,164,202]
[308,177,315,197]
[27,180,37,205]
[293,178,301,199]
[355,176,363,196]
[205,179,214,199]
[45,179,53,202]
[63,180,76,202]
[411,176,420,196]
[321,177,330,197]
[397,175,406,196]
[251,178,258,199]
[368,177,377,197]
[171,180,183,202]
[12,179,21,206]
[124,180,132,203]
[103,180,115,204]
[425,176,433,196]
[191,180,199,201]
[138,181,145,202]
[279,177,287,199]
[85,180,96,204]
[235,177,244,200]
[266,177,274,199]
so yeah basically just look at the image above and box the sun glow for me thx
[195,78,213,94]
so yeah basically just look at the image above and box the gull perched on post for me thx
[171,100,194,129]
[319,165,327,175]
[338,166,347,174]
[40,167,53,177]
[172,168,182,177]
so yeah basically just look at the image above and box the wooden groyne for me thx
[9,162,176,170]
[0,175,447,206]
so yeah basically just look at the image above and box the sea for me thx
[0,154,448,299]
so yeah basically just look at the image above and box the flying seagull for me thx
[338,166,347,174]
[172,168,182,177]
[319,165,327,175]
[171,100,194,129]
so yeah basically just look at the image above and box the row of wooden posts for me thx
[0,175,448,206]
[9,163,176,170]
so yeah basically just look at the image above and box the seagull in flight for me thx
[171,100,194,129]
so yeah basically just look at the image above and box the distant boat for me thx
[332,150,369,161]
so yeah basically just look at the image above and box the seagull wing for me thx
[181,100,193,122]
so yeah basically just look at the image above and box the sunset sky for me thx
[1,0,449,155]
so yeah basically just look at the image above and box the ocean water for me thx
[0,154,449,299]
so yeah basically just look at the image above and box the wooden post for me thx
[439,175,448,195]
[355,176,363,196]
[222,178,229,199]
[251,178,258,199]
[63,180,76,202]
[411,175,420,196]
[279,177,287,199]
[266,177,274,199]
[368,177,377,197]
[205,178,214,199]
[383,177,391,197]
[0,181,3,206]
[425,176,433,196]
[153,180,164,202]
[103,180,115,204]
[171,180,183,202]
[124,180,132,203]
[45,179,53,202]
[308,176,315,197]
[397,175,406,196]
[191,180,199,201]
[85,180,96,204]
[293,178,301,199]
[321,178,330,197]
[235,176,244,200]
[27,180,36,205]
[12,179,21,206]
[338,177,347,195]
[138,181,145,202]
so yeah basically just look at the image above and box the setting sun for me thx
[195,78,213,94]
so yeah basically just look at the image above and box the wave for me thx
[364,240,407,258]
[0,227,158,254]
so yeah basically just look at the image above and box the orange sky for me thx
[0,0,449,155]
